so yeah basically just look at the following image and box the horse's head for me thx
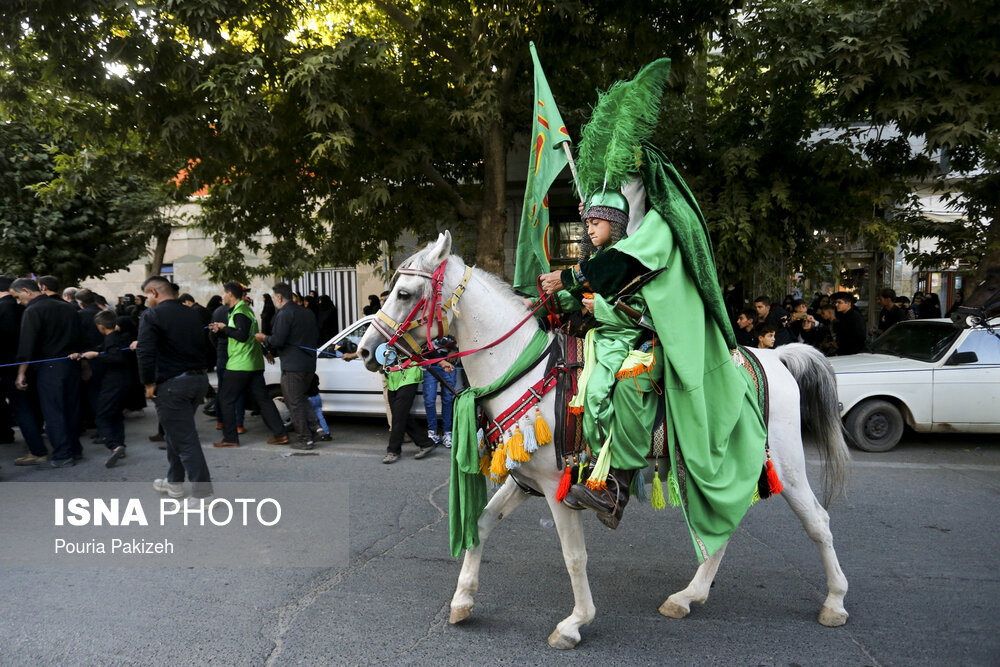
[951,265,1000,328]
[359,231,455,372]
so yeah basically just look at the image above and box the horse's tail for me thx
[776,343,850,507]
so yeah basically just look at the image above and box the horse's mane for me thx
[467,263,533,315]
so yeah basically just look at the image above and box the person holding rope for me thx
[0,275,47,465]
[208,281,289,448]
[254,282,325,450]
[11,277,83,469]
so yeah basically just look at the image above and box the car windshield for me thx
[869,321,961,362]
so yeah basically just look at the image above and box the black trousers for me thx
[219,369,286,443]
[155,373,212,497]
[387,382,433,455]
[95,372,128,449]
[34,361,82,462]
[0,369,46,456]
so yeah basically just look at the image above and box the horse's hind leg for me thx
[659,542,728,619]
[544,497,595,649]
[449,478,530,624]
[781,473,849,626]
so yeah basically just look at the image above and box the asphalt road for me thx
[1,407,997,665]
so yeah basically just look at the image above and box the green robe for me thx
[565,144,767,561]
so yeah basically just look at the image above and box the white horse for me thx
[359,232,850,649]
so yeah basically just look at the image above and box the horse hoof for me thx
[547,629,579,650]
[659,599,690,619]
[818,606,848,627]
[449,606,472,624]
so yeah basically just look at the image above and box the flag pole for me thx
[561,143,585,205]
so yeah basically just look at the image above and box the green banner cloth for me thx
[512,42,571,294]
[449,328,549,557]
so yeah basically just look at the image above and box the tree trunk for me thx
[475,120,507,277]
[148,228,171,278]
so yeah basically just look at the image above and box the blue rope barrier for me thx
[0,347,134,369]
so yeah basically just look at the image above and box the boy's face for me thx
[97,324,115,336]
[585,217,612,248]
[758,331,776,349]
[795,303,808,313]
[737,314,753,330]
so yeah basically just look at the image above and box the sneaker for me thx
[14,453,50,466]
[428,429,441,445]
[414,443,436,459]
[315,430,332,442]
[105,446,126,468]
[35,458,75,469]
[442,432,452,449]
[92,436,106,444]
[153,478,185,498]
[382,452,400,464]
[290,439,315,451]
[149,432,164,442]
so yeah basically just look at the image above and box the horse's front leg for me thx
[659,542,729,619]
[545,498,596,649]
[449,478,530,624]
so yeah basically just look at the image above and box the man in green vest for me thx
[382,365,436,464]
[208,282,289,448]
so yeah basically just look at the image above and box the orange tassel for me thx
[555,462,572,502]
[568,406,584,415]
[766,459,783,495]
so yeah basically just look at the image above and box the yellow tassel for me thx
[508,427,529,462]
[651,464,666,510]
[534,408,551,446]
[749,485,761,507]
[478,451,491,477]
[490,441,508,477]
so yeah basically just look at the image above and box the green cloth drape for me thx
[449,328,550,557]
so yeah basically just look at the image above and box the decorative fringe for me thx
[522,421,538,454]
[766,458,783,495]
[568,405,584,415]
[490,440,508,478]
[667,470,682,507]
[615,361,655,381]
[508,427,529,463]
[478,450,491,477]
[749,485,761,507]
[631,469,648,503]
[555,459,572,502]
[505,448,520,470]
[534,408,551,446]
[650,463,666,510]
[568,329,596,413]
[585,434,612,490]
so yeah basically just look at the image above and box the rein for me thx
[374,258,554,371]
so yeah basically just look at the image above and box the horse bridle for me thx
[370,259,473,366]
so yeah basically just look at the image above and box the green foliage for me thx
[0,122,172,284]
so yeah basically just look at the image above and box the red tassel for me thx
[555,462,572,502]
[766,459,783,495]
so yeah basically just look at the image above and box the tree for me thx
[0,121,173,285]
[1,0,737,279]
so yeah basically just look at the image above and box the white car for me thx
[263,315,463,417]
[830,317,1000,452]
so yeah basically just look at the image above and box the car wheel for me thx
[267,385,293,429]
[845,399,904,452]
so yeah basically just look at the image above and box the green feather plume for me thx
[577,58,672,198]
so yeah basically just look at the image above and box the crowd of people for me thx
[0,273,456,494]
[731,288,953,356]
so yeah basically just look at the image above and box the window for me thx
[955,331,1000,365]
[321,322,369,356]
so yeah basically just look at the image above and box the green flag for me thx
[513,42,572,294]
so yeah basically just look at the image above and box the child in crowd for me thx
[71,310,135,467]
[306,373,332,441]
[754,322,778,349]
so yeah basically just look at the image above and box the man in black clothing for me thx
[874,288,906,337]
[734,307,757,347]
[754,296,793,346]
[11,277,83,468]
[255,283,323,449]
[76,288,105,431]
[0,275,47,463]
[831,292,867,356]
[37,275,63,301]
[72,310,135,468]
[136,275,212,499]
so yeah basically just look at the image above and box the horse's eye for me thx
[398,290,411,300]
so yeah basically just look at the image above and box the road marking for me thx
[807,458,1000,472]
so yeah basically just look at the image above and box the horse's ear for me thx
[425,231,452,266]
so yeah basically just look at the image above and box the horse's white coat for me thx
[359,232,850,647]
